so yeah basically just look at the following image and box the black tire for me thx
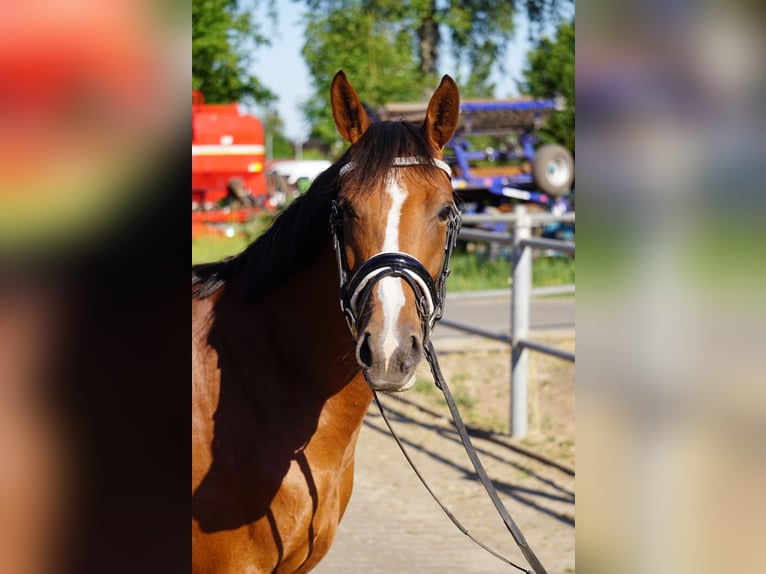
[532,144,574,196]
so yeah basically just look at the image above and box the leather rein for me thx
[329,157,548,574]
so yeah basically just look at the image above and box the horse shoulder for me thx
[192,292,222,489]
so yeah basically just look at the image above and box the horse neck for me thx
[233,243,370,408]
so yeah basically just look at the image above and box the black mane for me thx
[191,120,438,301]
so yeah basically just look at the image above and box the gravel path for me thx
[314,339,575,574]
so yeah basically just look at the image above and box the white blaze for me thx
[378,174,407,364]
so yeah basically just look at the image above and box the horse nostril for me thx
[399,336,422,372]
[357,332,373,369]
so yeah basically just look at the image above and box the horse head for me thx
[330,70,460,392]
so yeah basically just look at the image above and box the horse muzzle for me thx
[341,253,437,393]
[330,199,462,393]
[355,307,423,392]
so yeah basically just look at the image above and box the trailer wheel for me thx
[532,144,574,196]
[226,177,255,207]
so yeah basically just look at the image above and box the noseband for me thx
[329,156,461,343]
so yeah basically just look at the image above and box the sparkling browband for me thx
[339,157,452,178]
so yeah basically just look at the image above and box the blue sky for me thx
[249,2,537,141]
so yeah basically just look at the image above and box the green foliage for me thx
[299,0,573,147]
[301,4,427,150]
[300,148,331,160]
[441,0,514,94]
[192,0,276,105]
[519,18,575,152]
[260,107,295,159]
[269,133,295,159]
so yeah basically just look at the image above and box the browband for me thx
[340,156,452,178]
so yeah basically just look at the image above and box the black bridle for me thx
[330,156,548,574]
[330,180,461,342]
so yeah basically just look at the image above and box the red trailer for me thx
[192,90,267,210]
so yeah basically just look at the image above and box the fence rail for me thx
[461,212,576,225]
[519,339,575,363]
[520,236,575,254]
[449,205,575,437]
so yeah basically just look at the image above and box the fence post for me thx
[511,205,532,437]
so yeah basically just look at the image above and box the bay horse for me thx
[192,70,460,573]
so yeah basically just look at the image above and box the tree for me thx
[519,17,574,152]
[261,108,295,159]
[192,0,276,105]
[299,0,573,147]
[301,5,427,149]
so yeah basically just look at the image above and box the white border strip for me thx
[192,144,266,156]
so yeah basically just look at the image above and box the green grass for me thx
[192,213,276,265]
[413,377,478,420]
[192,224,575,291]
[447,251,574,292]
[532,255,576,288]
[192,234,249,265]
[413,377,438,397]
[446,252,510,291]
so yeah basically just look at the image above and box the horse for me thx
[192,70,460,573]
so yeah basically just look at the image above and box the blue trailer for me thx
[376,97,574,208]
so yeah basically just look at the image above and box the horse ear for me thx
[331,70,371,145]
[422,75,460,152]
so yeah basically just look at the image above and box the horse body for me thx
[192,247,371,573]
[192,70,460,573]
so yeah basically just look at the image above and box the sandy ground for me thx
[314,334,575,573]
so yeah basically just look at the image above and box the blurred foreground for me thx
[576,1,766,572]
[0,2,188,572]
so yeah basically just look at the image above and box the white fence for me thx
[443,205,575,438]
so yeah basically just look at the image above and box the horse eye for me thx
[437,205,454,222]
[338,201,355,218]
